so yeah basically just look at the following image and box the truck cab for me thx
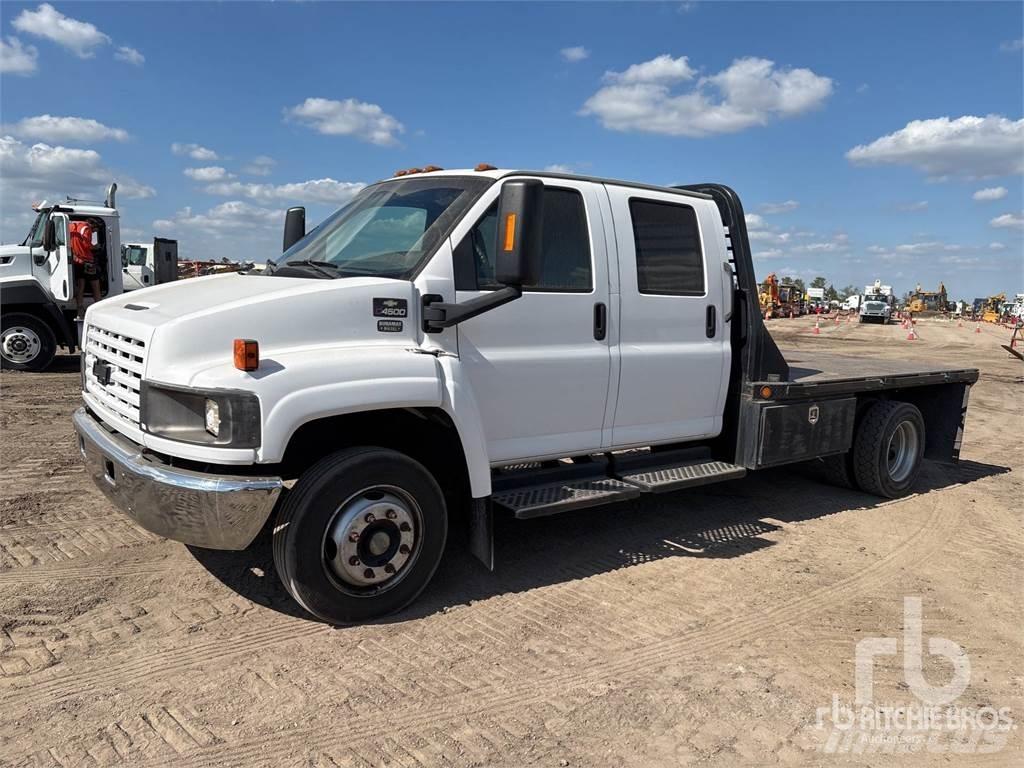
[121,238,179,291]
[73,168,978,624]
[0,184,124,370]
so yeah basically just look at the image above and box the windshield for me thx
[124,245,147,266]
[279,176,493,279]
[22,210,49,247]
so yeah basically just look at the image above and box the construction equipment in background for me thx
[777,282,802,316]
[907,282,949,316]
[759,273,781,317]
[979,293,1006,323]
[178,258,256,280]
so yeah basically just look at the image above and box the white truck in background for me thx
[72,167,979,625]
[859,281,893,324]
[0,185,125,370]
[121,238,179,291]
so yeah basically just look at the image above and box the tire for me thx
[272,447,448,625]
[852,401,926,498]
[820,451,856,490]
[0,312,57,371]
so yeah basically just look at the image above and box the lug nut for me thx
[399,544,410,555]
[364,512,376,523]
[384,564,396,574]
[386,509,397,520]
[399,522,411,532]
[363,568,374,579]
[348,531,360,542]
[348,556,360,566]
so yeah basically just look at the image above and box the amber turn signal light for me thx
[234,339,259,371]
[759,386,773,399]
[502,213,517,252]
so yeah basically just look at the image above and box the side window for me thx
[455,187,592,292]
[629,199,705,296]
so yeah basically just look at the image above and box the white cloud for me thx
[12,3,110,58]
[285,97,404,146]
[2,115,129,143]
[846,115,1024,179]
[560,46,589,63]
[582,55,832,137]
[114,46,144,66]
[744,212,765,229]
[242,155,275,176]
[171,142,218,161]
[0,135,155,208]
[896,200,929,212]
[544,163,575,173]
[605,54,695,85]
[989,242,1007,250]
[0,36,38,75]
[856,83,870,94]
[759,200,799,214]
[184,166,234,182]
[203,178,365,206]
[1000,38,1023,52]
[973,186,1008,201]
[752,247,784,259]
[990,213,1024,230]
[154,201,279,234]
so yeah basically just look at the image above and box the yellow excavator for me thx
[981,293,1006,323]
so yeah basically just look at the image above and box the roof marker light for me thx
[475,163,497,172]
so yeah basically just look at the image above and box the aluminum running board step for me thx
[492,477,641,519]
[613,458,747,493]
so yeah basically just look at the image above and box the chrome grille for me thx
[84,323,145,427]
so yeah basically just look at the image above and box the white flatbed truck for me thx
[72,168,978,624]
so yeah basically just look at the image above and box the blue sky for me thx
[1,1,1021,299]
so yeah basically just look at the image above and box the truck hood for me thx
[0,244,34,280]
[85,272,420,385]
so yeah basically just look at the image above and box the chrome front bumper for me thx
[73,407,283,550]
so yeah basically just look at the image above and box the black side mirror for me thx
[283,206,306,253]
[495,180,544,287]
[42,217,57,253]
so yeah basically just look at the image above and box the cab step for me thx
[615,459,746,493]
[492,477,640,519]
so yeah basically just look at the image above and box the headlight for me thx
[140,382,260,448]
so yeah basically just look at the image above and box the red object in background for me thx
[69,221,94,266]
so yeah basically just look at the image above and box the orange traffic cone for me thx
[906,326,917,340]
[975,323,982,334]
[813,319,820,335]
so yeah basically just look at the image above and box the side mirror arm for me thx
[422,286,523,332]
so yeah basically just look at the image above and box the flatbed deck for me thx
[748,350,979,400]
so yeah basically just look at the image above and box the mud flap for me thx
[468,497,494,571]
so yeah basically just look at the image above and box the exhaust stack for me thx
[105,182,117,209]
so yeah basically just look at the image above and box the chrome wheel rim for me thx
[1,326,42,364]
[323,485,421,596]
[886,420,919,483]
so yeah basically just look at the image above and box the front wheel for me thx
[1,313,57,371]
[272,447,448,624]
[852,401,925,498]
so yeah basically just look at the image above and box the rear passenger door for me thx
[606,187,730,447]
[452,178,612,463]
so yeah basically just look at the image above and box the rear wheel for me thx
[0,313,56,371]
[273,447,448,624]
[852,401,925,498]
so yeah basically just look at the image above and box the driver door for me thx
[48,213,73,302]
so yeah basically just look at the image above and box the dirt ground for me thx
[0,314,1020,767]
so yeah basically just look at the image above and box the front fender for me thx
[188,347,495,498]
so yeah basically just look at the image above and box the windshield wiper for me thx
[286,259,341,278]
